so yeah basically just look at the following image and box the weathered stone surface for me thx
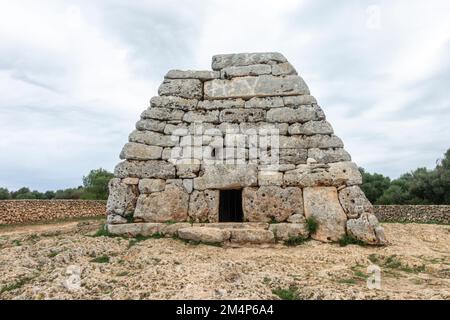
[182,179,193,193]
[176,161,201,178]
[178,227,230,243]
[136,119,166,132]
[183,110,220,123]
[221,64,272,78]
[219,108,266,123]
[204,75,309,100]
[279,136,308,149]
[188,190,219,222]
[150,96,198,111]
[107,222,162,237]
[122,177,139,185]
[230,229,275,244]
[159,222,192,237]
[240,122,288,136]
[120,142,162,160]
[129,130,178,147]
[288,120,333,135]
[164,123,188,135]
[284,164,332,187]
[306,135,344,148]
[308,148,351,163]
[258,171,283,186]
[138,179,166,193]
[165,70,219,81]
[203,222,269,229]
[194,164,257,190]
[279,148,308,165]
[269,223,309,241]
[158,79,203,99]
[328,162,362,186]
[243,186,303,222]
[338,186,373,219]
[266,106,321,123]
[212,52,287,70]
[114,160,176,179]
[283,95,318,106]
[347,213,386,245]
[287,213,307,224]
[271,62,297,76]
[106,178,138,216]
[141,107,184,121]
[107,214,127,224]
[198,99,245,110]
[244,96,284,109]
[134,185,189,222]
[303,187,347,242]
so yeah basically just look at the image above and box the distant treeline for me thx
[0,169,113,200]
[1,149,449,205]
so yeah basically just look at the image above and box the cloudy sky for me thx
[1,0,449,191]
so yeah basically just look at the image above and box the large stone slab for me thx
[164,70,219,81]
[244,96,284,109]
[158,78,203,99]
[230,229,275,244]
[269,223,309,241]
[288,120,334,135]
[221,64,272,78]
[328,162,362,186]
[219,108,266,123]
[283,164,332,187]
[308,148,351,164]
[193,164,258,190]
[306,135,344,149]
[114,160,176,179]
[243,186,304,222]
[129,130,178,147]
[212,52,287,70]
[138,179,166,193]
[141,107,184,121]
[271,62,297,76]
[120,142,162,160]
[338,186,373,219]
[183,110,220,123]
[135,119,166,132]
[107,223,162,237]
[188,190,220,222]
[134,184,189,222]
[204,75,309,100]
[283,95,318,106]
[303,187,347,242]
[178,227,230,243]
[106,178,138,216]
[279,148,308,165]
[150,96,198,111]
[266,106,322,123]
[198,99,245,110]
[346,213,386,245]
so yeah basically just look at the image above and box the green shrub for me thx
[272,286,300,300]
[306,217,318,234]
[338,235,366,247]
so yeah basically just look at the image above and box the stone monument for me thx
[106,52,386,245]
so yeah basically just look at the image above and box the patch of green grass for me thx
[306,217,318,234]
[368,254,379,264]
[164,220,177,225]
[92,224,113,237]
[263,277,271,284]
[269,217,277,224]
[284,236,308,246]
[125,214,134,223]
[272,286,300,300]
[338,278,357,285]
[338,235,367,247]
[127,233,164,248]
[0,276,35,294]
[12,240,22,246]
[90,255,110,263]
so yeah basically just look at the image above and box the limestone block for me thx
[221,64,272,78]
[303,187,347,242]
[279,136,308,149]
[107,214,127,224]
[164,123,188,135]
[229,229,275,244]
[244,96,284,109]
[212,52,287,70]
[158,78,203,99]
[219,108,266,123]
[135,119,166,132]
[114,160,176,179]
[279,148,308,165]
[106,178,138,216]
[164,69,219,81]
[308,148,351,164]
[204,75,309,100]
[258,171,283,186]
[134,184,189,222]
[193,164,258,190]
[178,227,231,243]
[129,130,178,147]
[288,120,334,135]
[240,122,288,136]
[122,177,139,185]
[283,95,318,106]
[198,99,245,110]
[141,107,184,121]
[328,162,362,186]
[266,106,321,123]
[183,110,220,123]
[269,223,309,241]
[283,164,332,187]
[120,142,162,160]
[306,135,344,149]
[243,186,304,222]
[347,213,386,245]
[338,186,373,219]
[159,222,192,237]
[138,179,166,193]
[287,213,307,224]
[150,96,198,111]
[271,62,297,76]
[107,222,163,237]
[188,190,220,222]
[176,161,201,178]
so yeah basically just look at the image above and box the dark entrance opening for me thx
[219,189,243,222]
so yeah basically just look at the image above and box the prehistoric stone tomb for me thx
[106,52,386,245]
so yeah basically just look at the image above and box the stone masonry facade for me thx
[106,52,386,245]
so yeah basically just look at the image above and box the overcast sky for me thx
[1,0,449,191]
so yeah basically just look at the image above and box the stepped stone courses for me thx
[106,52,386,245]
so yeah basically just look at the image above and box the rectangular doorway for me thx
[219,189,243,222]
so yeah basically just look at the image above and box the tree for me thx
[0,187,10,200]
[82,168,114,200]
[359,168,391,204]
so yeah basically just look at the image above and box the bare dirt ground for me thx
[0,219,448,300]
